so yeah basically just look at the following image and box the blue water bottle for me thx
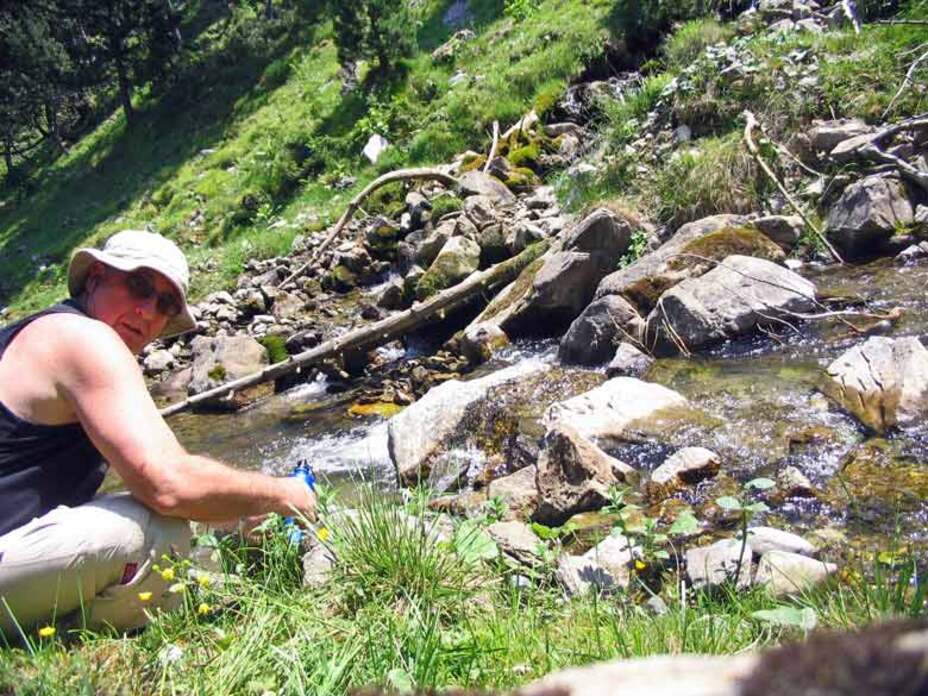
[285,459,315,545]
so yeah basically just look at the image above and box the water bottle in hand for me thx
[285,459,315,544]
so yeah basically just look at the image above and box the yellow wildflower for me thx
[38,626,56,638]
[634,559,647,571]
[168,582,186,594]
[138,591,154,602]
[160,567,175,582]
[197,603,211,616]
[317,527,330,543]
[196,573,211,588]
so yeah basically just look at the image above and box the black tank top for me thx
[0,301,106,537]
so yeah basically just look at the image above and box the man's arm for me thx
[52,319,314,522]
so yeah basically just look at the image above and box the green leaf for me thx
[747,477,776,491]
[387,668,414,694]
[653,549,670,560]
[454,520,499,563]
[669,512,699,536]
[715,496,743,511]
[744,502,770,513]
[531,522,556,540]
[751,607,818,630]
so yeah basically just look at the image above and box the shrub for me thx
[662,18,734,69]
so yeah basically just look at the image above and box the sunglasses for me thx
[124,271,182,318]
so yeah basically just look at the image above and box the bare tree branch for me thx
[882,46,928,120]
[483,121,500,174]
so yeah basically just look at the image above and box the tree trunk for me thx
[160,241,550,417]
[113,50,135,126]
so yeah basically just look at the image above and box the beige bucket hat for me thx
[68,230,197,338]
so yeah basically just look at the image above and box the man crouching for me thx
[0,230,315,639]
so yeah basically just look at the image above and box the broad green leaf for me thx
[751,606,818,630]
[531,522,556,540]
[653,549,670,560]
[715,496,742,511]
[745,502,770,513]
[454,520,499,563]
[747,477,776,490]
[669,512,699,536]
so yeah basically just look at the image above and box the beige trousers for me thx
[0,494,191,641]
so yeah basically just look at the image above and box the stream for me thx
[174,257,928,555]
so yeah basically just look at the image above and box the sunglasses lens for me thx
[126,272,181,318]
[158,294,181,318]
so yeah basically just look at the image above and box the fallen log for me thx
[278,167,459,289]
[160,240,550,417]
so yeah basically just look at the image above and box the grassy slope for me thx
[0,0,613,315]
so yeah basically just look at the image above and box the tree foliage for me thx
[329,0,417,74]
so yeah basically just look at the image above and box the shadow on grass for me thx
[0,12,321,305]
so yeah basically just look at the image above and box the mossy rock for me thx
[826,439,928,515]
[668,225,784,270]
[508,141,542,169]
[258,334,289,364]
[459,154,487,173]
[348,401,404,419]
[207,364,227,381]
[505,166,542,192]
[477,246,548,323]
[430,193,463,220]
[305,219,327,233]
[323,264,358,293]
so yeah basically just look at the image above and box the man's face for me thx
[86,264,180,354]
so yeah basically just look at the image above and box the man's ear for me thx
[84,262,107,293]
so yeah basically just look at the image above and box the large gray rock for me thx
[754,550,836,597]
[388,361,549,487]
[558,295,645,365]
[581,533,638,589]
[742,527,815,557]
[518,654,758,696]
[826,174,915,258]
[302,545,336,588]
[562,208,634,277]
[808,118,872,156]
[595,215,784,313]
[686,539,753,590]
[645,255,816,355]
[822,336,928,433]
[533,424,636,526]
[606,342,654,378]
[188,334,271,409]
[545,377,689,444]
[416,235,481,299]
[555,555,621,597]
[648,447,720,499]
[752,215,803,251]
[458,170,516,204]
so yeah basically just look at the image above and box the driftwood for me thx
[160,241,550,417]
[742,110,844,264]
[483,121,500,174]
[278,168,459,289]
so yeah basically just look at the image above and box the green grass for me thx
[0,0,614,318]
[1,487,925,695]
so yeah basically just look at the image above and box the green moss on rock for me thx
[258,334,289,364]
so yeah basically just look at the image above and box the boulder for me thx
[415,221,454,268]
[826,174,915,258]
[558,295,645,365]
[486,521,540,566]
[808,118,871,156]
[606,343,654,378]
[517,654,758,696]
[648,447,721,499]
[302,545,336,588]
[555,555,621,597]
[388,360,549,487]
[416,235,481,299]
[271,291,304,320]
[752,215,803,251]
[562,208,634,277]
[581,533,638,589]
[821,336,928,433]
[486,465,538,520]
[477,222,509,265]
[143,349,175,375]
[754,550,837,597]
[741,527,815,557]
[376,278,406,310]
[595,217,783,313]
[460,322,510,365]
[545,377,689,445]
[458,170,516,204]
[686,539,753,590]
[463,195,498,230]
[503,250,599,331]
[533,423,637,526]
[896,241,928,265]
[776,465,817,498]
[645,255,816,355]
[188,335,271,409]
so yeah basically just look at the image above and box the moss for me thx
[348,401,404,419]
[507,141,542,169]
[323,264,358,293]
[459,154,487,173]
[668,225,785,270]
[504,166,542,192]
[430,193,463,220]
[207,364,227,381]
[478,248,547,322]
[258,334,289,364]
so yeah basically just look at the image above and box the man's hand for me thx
[276,476,317,522]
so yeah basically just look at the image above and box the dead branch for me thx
[859,144,928,194]
[865,114,928,146]
[742,111,845,264]
[161,241,549,417]
[882,46,928,120]
[279,168,459,289]
[840,0,861,33]
[483,121,500,174]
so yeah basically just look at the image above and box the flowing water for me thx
[175,257,928,552]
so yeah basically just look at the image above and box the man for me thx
[0,230,315,639]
